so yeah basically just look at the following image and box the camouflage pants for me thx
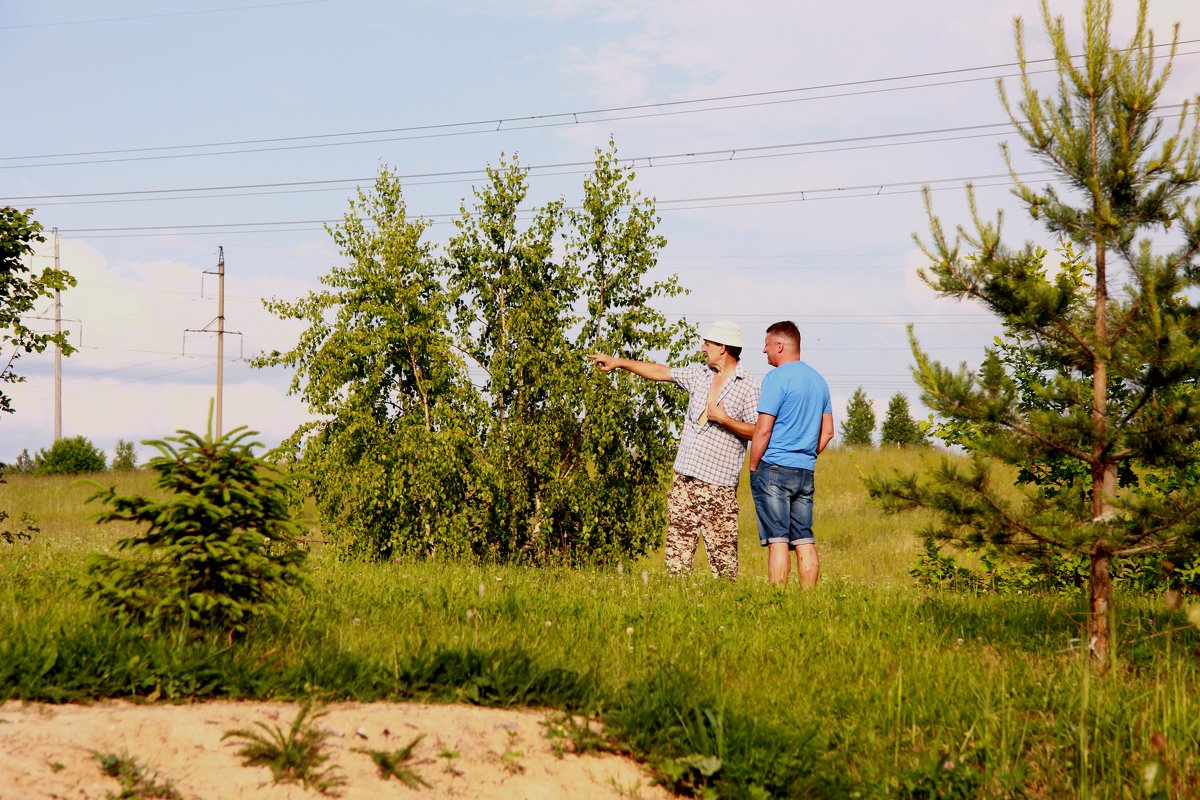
[666,474,739,579]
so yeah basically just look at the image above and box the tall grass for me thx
[2,449,1197,798]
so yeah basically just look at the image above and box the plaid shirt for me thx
[669,364,761,486]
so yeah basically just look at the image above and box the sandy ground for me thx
[0,700,673,800]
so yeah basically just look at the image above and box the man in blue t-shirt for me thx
[748,320,834,587]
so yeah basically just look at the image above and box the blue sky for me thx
[3,0,1199,462]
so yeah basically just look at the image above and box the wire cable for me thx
[3,46,1195,169]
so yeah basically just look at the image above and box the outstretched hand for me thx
[587,353,620,372]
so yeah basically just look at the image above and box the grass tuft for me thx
[221,701,346,795]
[356,734,431,788]
[93,751,182,800]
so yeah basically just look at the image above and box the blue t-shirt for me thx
[757,360,832,470]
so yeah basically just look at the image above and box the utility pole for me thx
[215,246,225,438]
[53,227,62,442]
[183,247,241,439]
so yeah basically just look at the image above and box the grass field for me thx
[2,447,1198,798]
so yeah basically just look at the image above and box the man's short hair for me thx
[766,320,801,349]
[725,345,742,360]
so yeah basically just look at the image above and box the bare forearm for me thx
[589,353,671,381]
[613,358,671,382]
[748,413,776,471]
[817,413,834,454]
[718,418,755,440]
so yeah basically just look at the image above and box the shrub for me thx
[33,435,106,474]
[80,417,309,636]
[111,439,138,471]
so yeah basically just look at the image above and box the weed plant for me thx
[356,734,431,788]
[3,449,1198,797]
[222,701,346,795]
[94,751,182,800]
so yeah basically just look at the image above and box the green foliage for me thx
[0,506,38,544]
[0,206,77,416]
[94,751,182,800]
[253,166,480,562]
[868,0,1200,663]
[8,449,34,473]
[6,455,1200,798]
[880,392,925,447]
[79,419,308,635]
[223,702,346,795]
[258,142,691,565]
[111,439,138,471]
[604,669,829,799]
[897,750,985,800]
[541,713,616,758]
[357,735,431,788]
[1,467,39,544]
[840,386,876,446]
[33,435,106,475]
[2,550,1198,797]
[910,538,1200,595]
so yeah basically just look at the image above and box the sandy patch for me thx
[0,700,672,799]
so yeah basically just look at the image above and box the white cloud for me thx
[2,238,318,463]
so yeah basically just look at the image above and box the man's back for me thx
[759,360,831,470]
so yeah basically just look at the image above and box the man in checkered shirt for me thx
[588,321,760,578]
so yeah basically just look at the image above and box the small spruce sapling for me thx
[81,410,308,635]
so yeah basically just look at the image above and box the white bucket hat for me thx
[702,320,743,348]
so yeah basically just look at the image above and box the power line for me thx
[16,355,181,385]
[4,47,1195,169]
[47,171,1033,236]
[2,122,1040,204]
[19,361,219,402]
[8,96,1186,208]
[0,70,1032,162]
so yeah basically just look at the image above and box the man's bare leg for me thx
[794,543,820,588]
[768,542,792,585]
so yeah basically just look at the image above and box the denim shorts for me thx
[749,463,815,547]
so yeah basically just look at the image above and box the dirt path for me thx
[0,700,672,799]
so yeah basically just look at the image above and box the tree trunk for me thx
[1088,541,1113,671]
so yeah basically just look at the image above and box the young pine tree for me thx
[867,0,1200,668]
[82,417,308,635]
[839,387,876,447]
[879,392,924,447]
